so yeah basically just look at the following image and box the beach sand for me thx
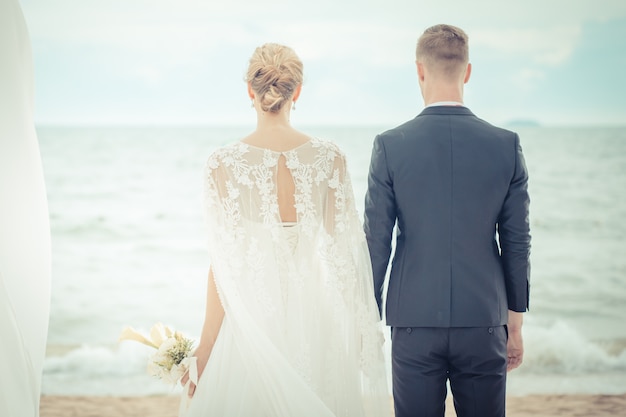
[39,394,626,416]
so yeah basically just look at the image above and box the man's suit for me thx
[364,105,530,417]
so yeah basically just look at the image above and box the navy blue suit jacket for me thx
[364,106,530,328]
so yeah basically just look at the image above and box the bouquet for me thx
[119,322,196,386]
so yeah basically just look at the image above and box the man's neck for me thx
[421,82,464,107]
[423,92,464,106]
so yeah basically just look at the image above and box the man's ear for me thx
[416,61,426,82]
[463,63,472,84]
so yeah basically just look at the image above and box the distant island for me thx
[505,119,541,128]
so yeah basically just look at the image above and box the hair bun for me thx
[246,43,303,113]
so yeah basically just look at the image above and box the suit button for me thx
[488,327,494,334]
[406,328,412,334]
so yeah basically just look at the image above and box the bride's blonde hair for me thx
[246,43,303,113]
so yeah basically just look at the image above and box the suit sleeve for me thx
[498,134,531,312]
[363,135,397,317]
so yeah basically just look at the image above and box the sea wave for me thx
[520,321,626,374]
[43,343,182,396]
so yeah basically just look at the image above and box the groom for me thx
[364,24,530,417]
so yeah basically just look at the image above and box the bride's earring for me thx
[292,101,296,111]
[251,99,255,108]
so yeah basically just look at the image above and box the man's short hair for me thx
[416,24,469,79]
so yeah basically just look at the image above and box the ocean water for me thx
[37,125,626,396]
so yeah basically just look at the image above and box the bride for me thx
[179,43,390,416]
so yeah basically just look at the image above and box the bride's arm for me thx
[197,266,225,357]
[181,266,224,397]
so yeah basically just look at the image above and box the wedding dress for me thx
[0,1,52,416]
[179,139,390,417]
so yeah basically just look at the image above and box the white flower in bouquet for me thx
[119,322,195,386]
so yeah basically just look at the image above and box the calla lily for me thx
[118,326,158,349]
[164,324,175,338]
[150,322,167,347]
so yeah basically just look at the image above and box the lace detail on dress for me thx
[198,137,390,417]
[253,149,280,226]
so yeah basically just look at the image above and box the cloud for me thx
[473,18,626,126]
[472,26,582,67]
[265,21,417,68]
[18,0,626,125]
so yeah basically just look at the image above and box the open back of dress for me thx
[276,153,298,223]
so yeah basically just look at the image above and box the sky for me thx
[18,0,626,127]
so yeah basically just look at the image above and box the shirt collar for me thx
[426,101,465,108]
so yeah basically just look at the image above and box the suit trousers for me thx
[391,326,508,417]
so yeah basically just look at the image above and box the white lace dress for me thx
[179,139,390,417]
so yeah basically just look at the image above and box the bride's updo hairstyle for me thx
[246,43,303,113]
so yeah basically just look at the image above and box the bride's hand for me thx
[182,269,223,398]
[180,348,211,398]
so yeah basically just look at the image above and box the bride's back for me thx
[240,128,312,224]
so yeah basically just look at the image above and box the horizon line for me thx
[33,122,626,129]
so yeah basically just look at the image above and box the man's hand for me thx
[507,310,524,372]
[506,328,523,371]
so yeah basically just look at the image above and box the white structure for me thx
[0,1,52,415]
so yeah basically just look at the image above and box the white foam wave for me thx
[520,321,626,374]
[43,342,183,396]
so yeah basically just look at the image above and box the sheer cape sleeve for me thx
[323,151,387,375]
